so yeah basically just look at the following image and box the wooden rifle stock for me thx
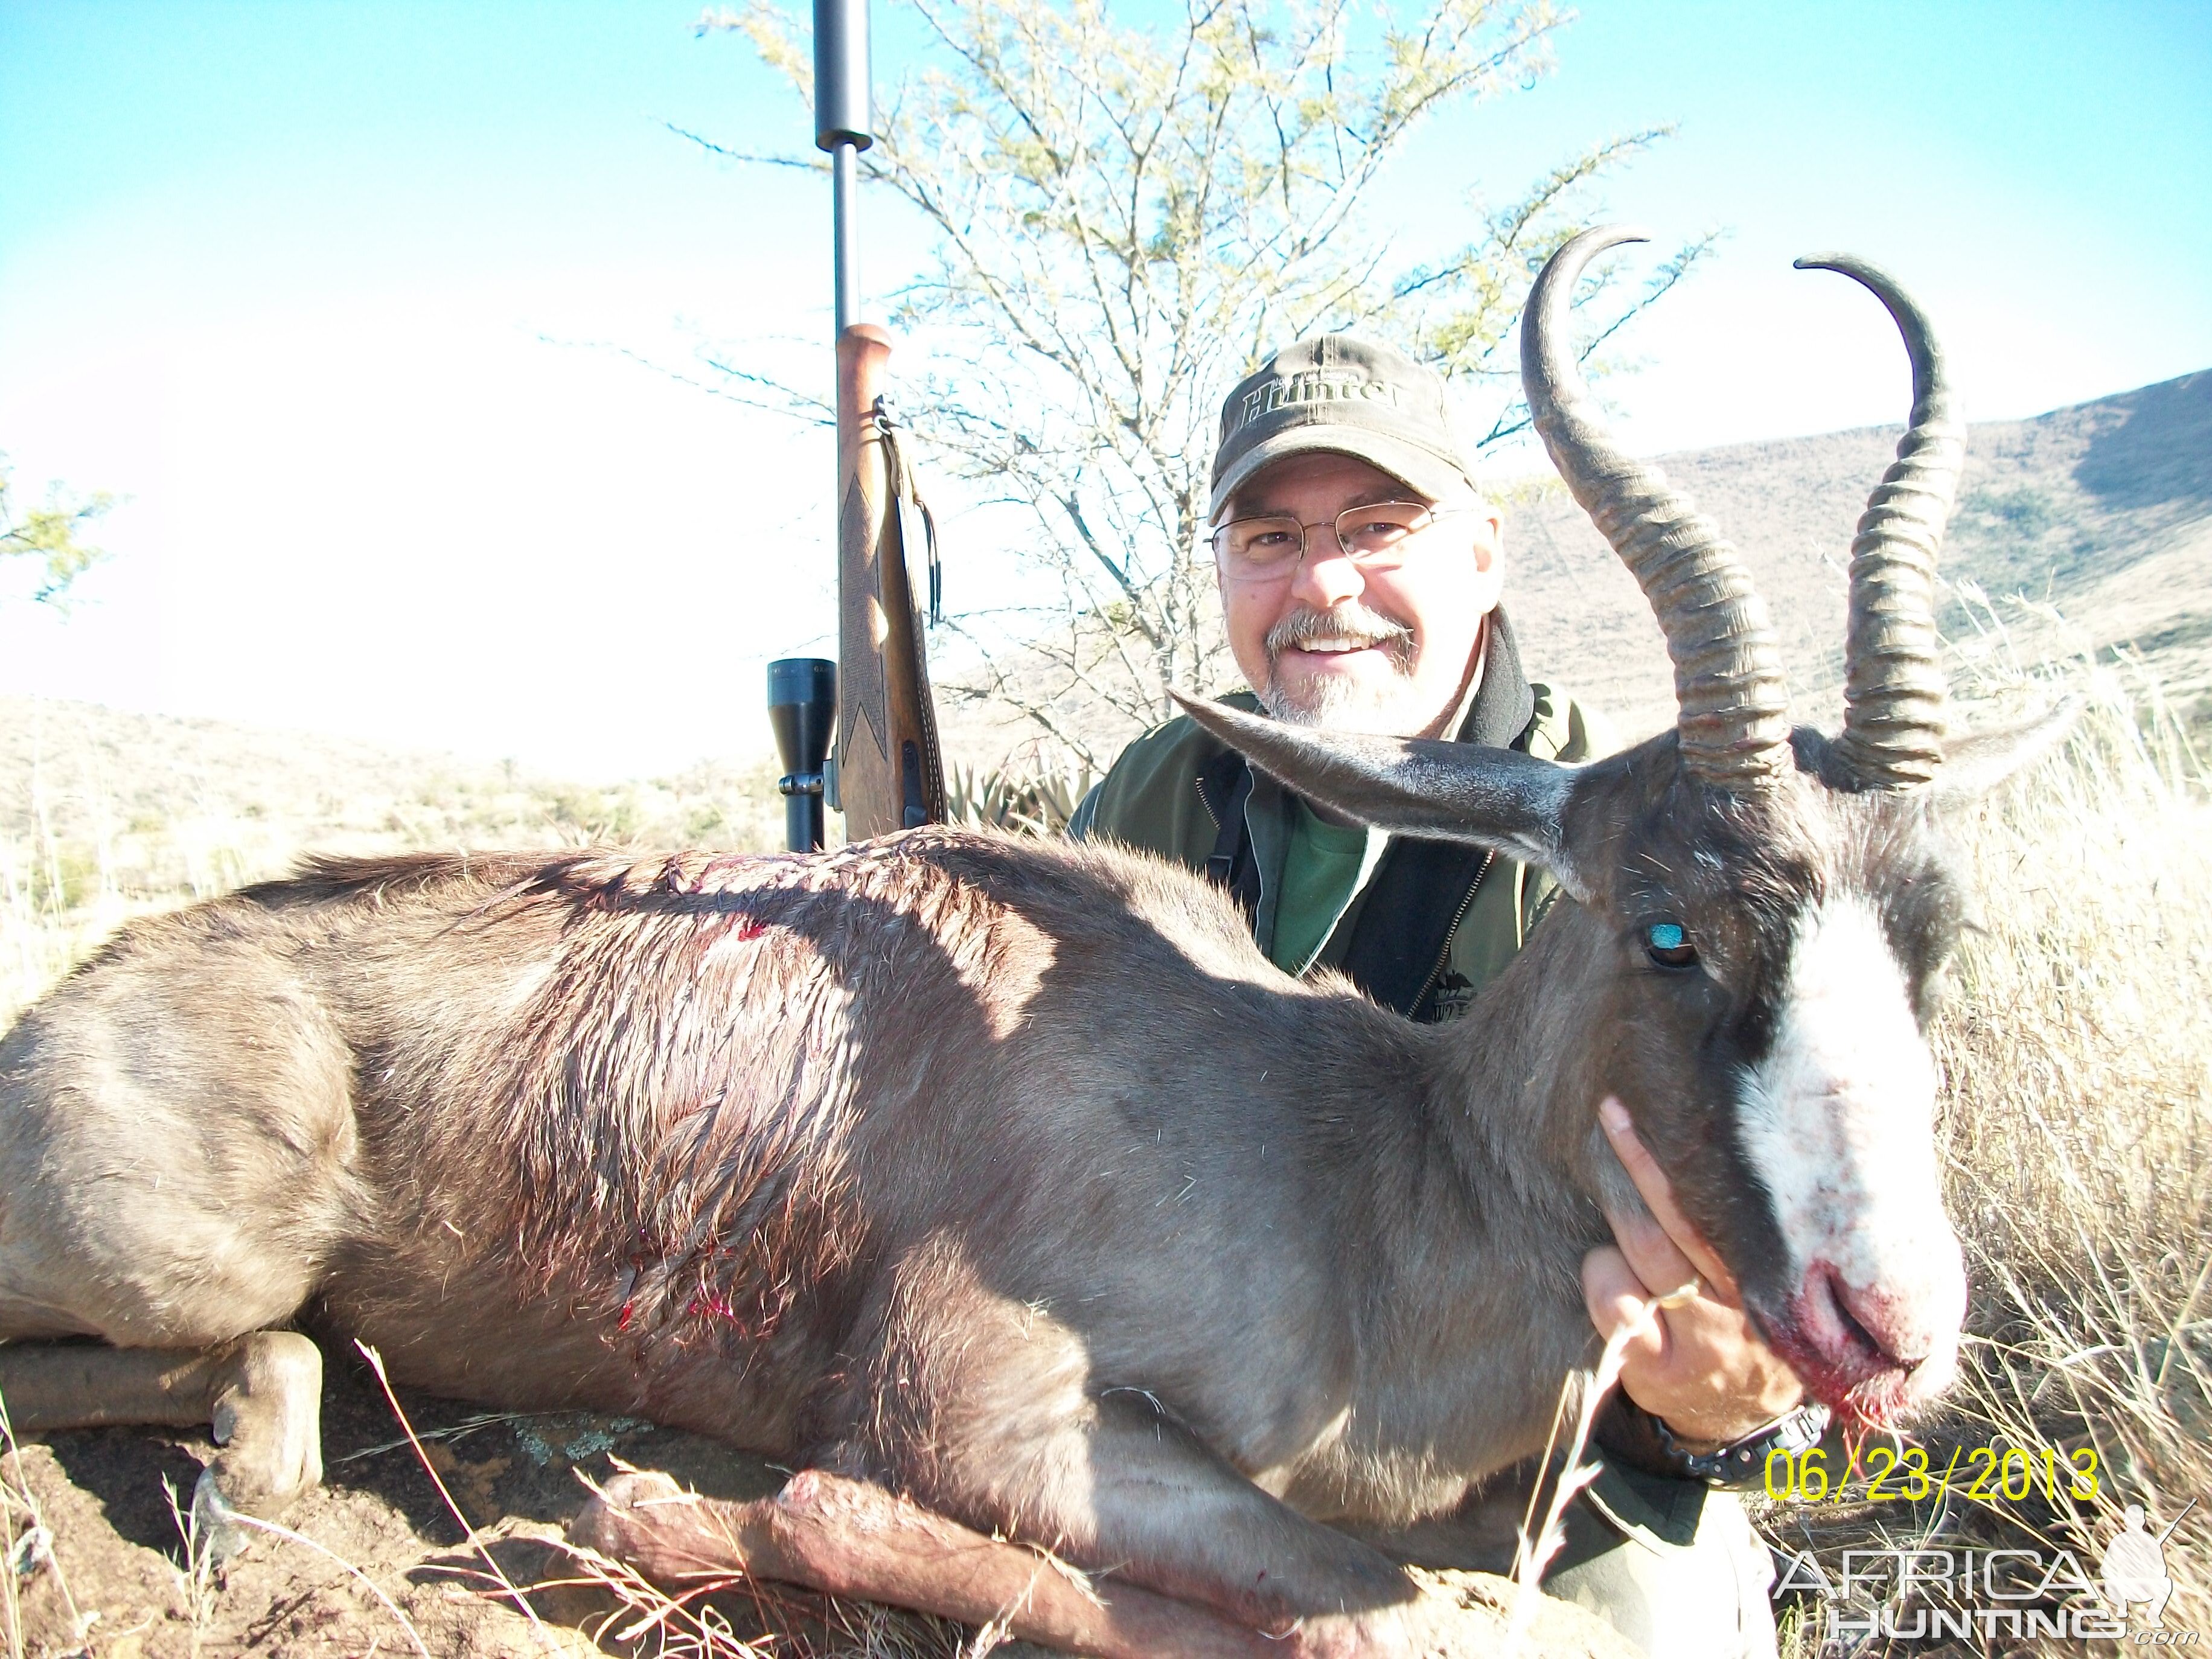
[834,324,944,837]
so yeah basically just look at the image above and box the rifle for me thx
[812,0,944,840]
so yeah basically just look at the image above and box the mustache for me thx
[1264,602,1416,662]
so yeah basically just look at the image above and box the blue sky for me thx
[2,1,2207,775]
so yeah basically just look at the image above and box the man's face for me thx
[1215,452,1503,738]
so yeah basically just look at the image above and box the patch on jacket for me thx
[1430,970,1478,1024]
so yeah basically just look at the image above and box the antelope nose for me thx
[1830,1270,1932,1369]
[1780,1250,1964,1418]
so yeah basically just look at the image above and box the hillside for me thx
[1502,368,2212,740]
[928,369,2212,766]
[0,697,785,895]
[0,698,784,1021]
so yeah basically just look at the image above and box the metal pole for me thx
[830,141,860,333]
[816,0,869,333]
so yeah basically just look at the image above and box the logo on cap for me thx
[1233,372,1404,435]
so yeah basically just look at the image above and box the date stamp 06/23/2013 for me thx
[1762,1439,2104,1505]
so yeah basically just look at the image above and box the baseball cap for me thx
[1209,334,1479,523]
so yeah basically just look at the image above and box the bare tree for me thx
[693,0,1706,766]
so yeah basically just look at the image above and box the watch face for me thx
[1697,1404,1832,1489]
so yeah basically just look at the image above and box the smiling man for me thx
[1069,336,1821,1658]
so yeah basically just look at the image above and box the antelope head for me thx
[1181,226,2074,1427]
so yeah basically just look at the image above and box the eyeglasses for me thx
[1209,501,1478,584]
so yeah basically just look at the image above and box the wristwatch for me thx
[1594,1393,1830,1489]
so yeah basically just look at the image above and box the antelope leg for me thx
[0,1332,324,1556]
[569,1467,1280,1659]
[1,1343,247,1431]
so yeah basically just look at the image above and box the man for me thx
[1069,336,1821,1658]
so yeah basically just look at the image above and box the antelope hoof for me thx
[197,1331,325,1552]
[569,1469,688,1563]
[188,1466,249,1565]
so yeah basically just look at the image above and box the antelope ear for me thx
[1172,693,1590,901]
[1930,695,2083,804]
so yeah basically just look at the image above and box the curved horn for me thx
[1794,254,1963,790]
[1522,227,1790,788]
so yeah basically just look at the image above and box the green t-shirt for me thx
[1267,801,1368,974]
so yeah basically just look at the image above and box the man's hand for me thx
[1581,1097,1804,1448]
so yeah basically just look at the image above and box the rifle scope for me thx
[768,656,837,852]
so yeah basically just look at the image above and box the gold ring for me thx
[1654,1276,1702,1309]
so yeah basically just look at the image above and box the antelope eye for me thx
[1644,921,1698,969]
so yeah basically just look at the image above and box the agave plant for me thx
[944,762,1097,837]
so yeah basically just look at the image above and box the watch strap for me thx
[1594,1393,1830,1489]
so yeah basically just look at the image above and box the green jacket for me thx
[1069,609,1613,1019]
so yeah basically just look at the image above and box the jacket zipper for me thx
[1204,767,1487,1017]
[1410,848,1494,1017]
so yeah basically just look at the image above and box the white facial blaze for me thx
[1737,894,1965,1384]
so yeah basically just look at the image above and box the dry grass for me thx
[2,1396,89,1659]
[0,694,787,1031]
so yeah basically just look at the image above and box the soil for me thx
[0,1343,974,1658]
[0,1352,1625,1658]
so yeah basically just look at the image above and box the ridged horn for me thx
[1794,254,1963,790]
[1522,227,1791,788]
